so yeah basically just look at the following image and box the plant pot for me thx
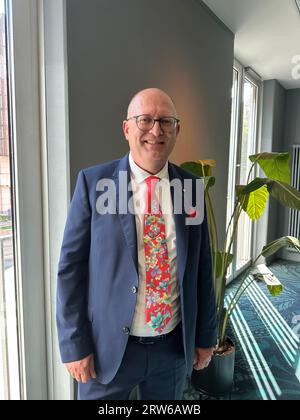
[191,337,235,397]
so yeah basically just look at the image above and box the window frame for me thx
[226,59,263,283]
[6,0,72,399]
[40,0,73,400]
[6,0,47,399]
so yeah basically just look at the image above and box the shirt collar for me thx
[128,152,169,184]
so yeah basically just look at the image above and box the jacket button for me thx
[132,286,138,294]
[122,327,130,334]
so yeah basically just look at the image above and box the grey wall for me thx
[66,0,234,246]
[279,88,300,239]
[284,89,300,149]
[258,80,286,259]
[260,84,300,261]
[261,80,286,159]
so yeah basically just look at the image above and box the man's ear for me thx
[123,120,129,140]
[176,123,181,137]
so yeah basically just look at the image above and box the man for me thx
[56,88,217,400]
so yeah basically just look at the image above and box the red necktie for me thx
[144,176,172,333]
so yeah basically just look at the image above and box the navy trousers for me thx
[78,323,187,400]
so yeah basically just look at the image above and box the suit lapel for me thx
[113,154,138,274]
[168,163,189,285]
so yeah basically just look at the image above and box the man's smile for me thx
[143,140,165,145]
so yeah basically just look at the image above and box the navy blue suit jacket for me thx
[56,153,217,384]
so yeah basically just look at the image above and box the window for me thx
[226,60,262,281]
[0,0,20,400]
[0,0,49,399]
[0,0,71,400]
[235,77,259,272]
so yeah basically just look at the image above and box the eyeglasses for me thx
[126,114,180,132]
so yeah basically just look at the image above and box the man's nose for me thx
[149,120,163,136]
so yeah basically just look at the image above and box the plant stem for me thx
[219,254,261,343]
[216,199,244,338]
[246,153,262,185]
[221,156,259,297]
[206,192,218,252]
[217,156,260,345]
[205,191,219,294]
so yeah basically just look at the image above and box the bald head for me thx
[127,88,178,119]
[123,87,180,174]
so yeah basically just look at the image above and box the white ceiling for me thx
[202,0,300,89]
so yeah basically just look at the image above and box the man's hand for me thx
[193,347,215,370]
[65,353,96,383]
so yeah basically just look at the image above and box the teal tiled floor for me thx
[184,259,300,400]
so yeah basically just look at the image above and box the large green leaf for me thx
[249,152,290,183]
[239,178,300,212]
[245,186,269,220]
[180,162,215,191]
[181,160,216,177]
[236,184,269,220]
[198,159,216,177]
[238,178,266,195]
[180,161,202,177]
[266,180,300,211]
[267,284,283,296]
[261,236,300,258]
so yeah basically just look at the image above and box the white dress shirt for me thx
[128,152,181,337]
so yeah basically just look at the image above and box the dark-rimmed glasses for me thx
[126,114,180,132]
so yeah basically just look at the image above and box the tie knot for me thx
[144,176,160,214]
[145,176,160,191]
[145,175,160,182]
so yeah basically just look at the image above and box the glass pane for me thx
[226,68,239,279]
[0,0,21,400]
[236,79,258,271]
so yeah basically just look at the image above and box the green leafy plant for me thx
[181,152,300,351]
